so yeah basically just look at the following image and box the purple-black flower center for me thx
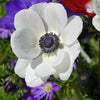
[39,32,59,53]
[44,37,54,48]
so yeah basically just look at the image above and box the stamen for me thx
[39,32,59,53]
[43,83,52,93]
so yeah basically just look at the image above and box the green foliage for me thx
[0,0,11,19]
[0,64,12,83]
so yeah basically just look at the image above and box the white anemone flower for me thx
[91,0,100,31]
[11,3,83,87]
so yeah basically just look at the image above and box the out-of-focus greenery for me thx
[0,0,11,19]
[0,0,99,100]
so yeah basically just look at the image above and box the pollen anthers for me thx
[43,83,52,93]
[39,32,59,53]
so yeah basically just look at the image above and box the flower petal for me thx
[25,65,44,87]
[92,15,100,31]
[14,59,30,78]
[46,94,49,100]
[35,49,70,78]
[30,3,48,20]
[31,54,43,68]
[53,49,71,78]
[14,9,46,38]
[59,43,80,80]
[60,15,83,45]
[37,92,46,100]
[35,60,56,77]
[52,86,60,92]
[45,3,67,34]
[69,40,81,60]
[91,0,100,16]
[49,92,53,100]
[59,62,73,80]
[11,28,41,59]
[0,15,14,30]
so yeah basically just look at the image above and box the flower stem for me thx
[81,48,92,63]
[54,92,60,100]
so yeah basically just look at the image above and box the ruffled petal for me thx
[69,40,81,60]
[25,65,44,87]
[92,15,100,31]
[14,9,46,38]
[59,43,80,80]
[11,28,41,59]
[35,60,56,77]
[53,49,71,78]
[14,59,30,78]
[60,15,83,45]
[59,62,73,81]
[45,3,68,34]
[35,49,70,78]
[30,3,48,20]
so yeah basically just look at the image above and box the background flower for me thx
[3,77,18,95]
[91,0,100,31]
[23,82,60,100]
[61,0,95,17]
[0,0,51,39]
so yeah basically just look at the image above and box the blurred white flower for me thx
[11,3,83,87]
[91,0,100,31]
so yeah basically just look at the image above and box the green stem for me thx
[72,82,83,100]
[54,92,60,100]
[81,48,92,63]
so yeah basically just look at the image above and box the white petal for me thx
[53,49,71,78]
[25,64,44,87]
[27,77,44,87]
[58,42,80,80]
[35,60,56,77]
[14,59,30,78]
[31,54,43,69]
[45,3,67,34]
[69,40,81,60]
[14,9,46,38]
[91,0,100,16]
[92,15,100,31]
[60,15,83,45]
[11,28,41,59]
[30,3,48,20]
[59,62,74,80]
[34,50,66,77]
[35,49,70,78]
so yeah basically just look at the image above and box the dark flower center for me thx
[44,37,54,48]
[39,32,59,53]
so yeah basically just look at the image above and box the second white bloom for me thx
[91,0,100,31]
